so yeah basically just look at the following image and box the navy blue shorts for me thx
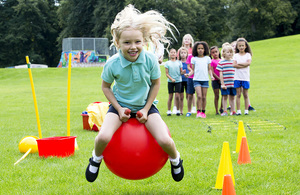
[107,104,160,118]
[221,88,237,96]
[234,80,250,89]
[186,78,195,94]
[212,80,221,90]
[180,81,187,93]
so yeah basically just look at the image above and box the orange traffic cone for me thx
[237,136,251,164]
[222,174,236,195]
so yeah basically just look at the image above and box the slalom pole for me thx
[67,53,71,136]
[66,53,78,150]
[26,56,42,138]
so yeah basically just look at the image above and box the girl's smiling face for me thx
[116,28,144,62]
[197,44,205,57]
[210,48,220,59]
[237,41,246,53]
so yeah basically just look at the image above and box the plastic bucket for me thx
[37,136,76,158]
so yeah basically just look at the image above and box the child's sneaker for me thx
[236,110,241,115]
[248,105,256,111]
[186,112,192,117]
[200,112,206,118]
[172,106,177,114]
[170,158,184,182]
[191,107,197,114]
[219,108,224,114]
[196,111,201,118]
[85,157,101,182]
[221,111,228,116]
[227,106,231,111]
[230,111,236,115]
[176,110,180,116]
[244,110,249,115]
[167,110,172,116]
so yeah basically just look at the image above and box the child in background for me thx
[231,40,255,111]
[85,4,184,183]
[174,34,196,115]
[233,38,252,115]
[165,48,185,116]
[186,41,213,118]
[210,46,223,115]
[217,44,236,116]
[178,47,189,115]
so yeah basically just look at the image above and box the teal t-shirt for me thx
[164,60,182,83]
[101,49,161,112]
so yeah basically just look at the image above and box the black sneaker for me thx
[227,106,231,111]
[170,158,184,182]
[219,108,224,114]
[248,105,256,111]
[85,157,101,182]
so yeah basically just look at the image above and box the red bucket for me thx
[37,136,76,158]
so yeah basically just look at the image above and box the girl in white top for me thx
[233,38,253,115]
[186,41,214,118]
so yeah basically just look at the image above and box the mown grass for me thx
[0,35,299,194]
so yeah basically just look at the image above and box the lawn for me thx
[0,35,299,194]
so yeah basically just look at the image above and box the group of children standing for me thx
[165,34,255,118]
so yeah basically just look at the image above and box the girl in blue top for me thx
[186,41,214,118]
[85,4,184,183]
[165,48,185,116]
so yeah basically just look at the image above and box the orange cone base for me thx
[222,174,236,195]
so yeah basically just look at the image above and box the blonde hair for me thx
[178,47,188,60]
[181,34,194,48]
[221,44,234,59]
[111,4,177,50]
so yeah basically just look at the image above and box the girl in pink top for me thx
[210,46,223,114]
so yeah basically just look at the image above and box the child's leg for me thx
[223,95,228,111]
[174,92,180,112]
[94,113,122,156]
[236,87,242,111]
[213,88,220,114]
[167,93,173,111]
[145,113,184,181]
[242,88,249,111]
[187,94,192,113]
[229,95,235,113]
[86,112,121,182]
[201,87,208,111]
[195,86,202,110]
[145,113,177,158]
[179,92,184,114]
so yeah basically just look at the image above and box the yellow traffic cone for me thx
[215,142,235,189]
[235,121,250,153]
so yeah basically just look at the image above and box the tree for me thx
[229,0,297,41]
[0,0,59,67]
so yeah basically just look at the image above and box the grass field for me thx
[0,35,299,194]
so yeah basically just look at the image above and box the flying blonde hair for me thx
[111,4,177,50]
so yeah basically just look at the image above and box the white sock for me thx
[169,151,181,174]
[89,150,103,173]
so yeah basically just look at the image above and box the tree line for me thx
[0,0,298,67]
